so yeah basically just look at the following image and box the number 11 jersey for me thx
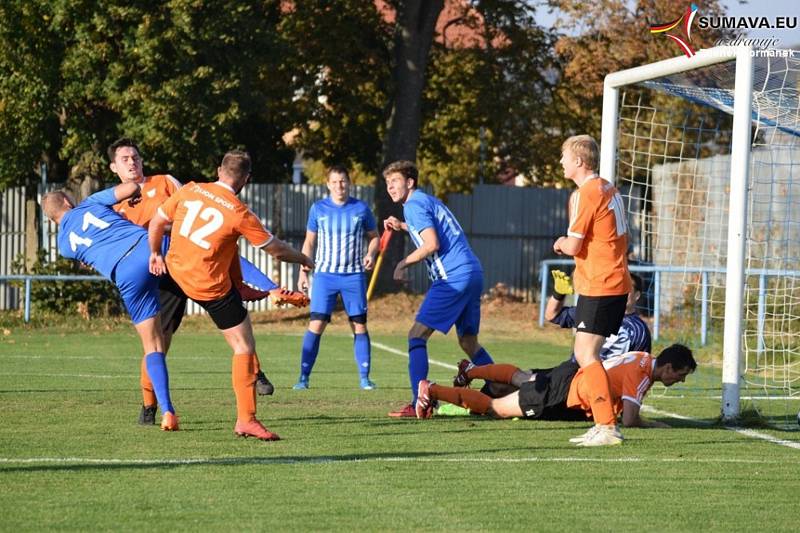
[157,181,273,301]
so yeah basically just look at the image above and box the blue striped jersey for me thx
[551,307,652,359]
[308,197,376,273]
[402,190,482,281]
[57,187,148,279]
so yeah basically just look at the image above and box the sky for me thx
[535,1,799,47]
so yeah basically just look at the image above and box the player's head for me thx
[107,138,144,184]
[41,190,75,224]
[383,160,418,204]
[327,164,350,203]
[626,273,643,313]
[219,149,252,193]
[560,135,598,182]
[654,343,696,386]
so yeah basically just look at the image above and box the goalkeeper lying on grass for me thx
[416,344,696,446]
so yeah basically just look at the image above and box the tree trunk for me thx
[375,0,443,294]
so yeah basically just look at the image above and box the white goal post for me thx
[599,46,756,422]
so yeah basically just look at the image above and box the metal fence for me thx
[0,182,572,315]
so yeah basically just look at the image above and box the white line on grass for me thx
[1,455,796,467]
[370,341,800,451]
[0,372,134,379]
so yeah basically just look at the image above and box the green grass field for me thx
[2,320,799,532]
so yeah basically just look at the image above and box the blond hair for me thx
[562,135,599,172]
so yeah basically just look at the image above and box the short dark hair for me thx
[383,160,418,188]
[107,138,141,163]
[631,273,643,293]
[655,344,697,373]
[221,150,252,181]
[327,164,350,181]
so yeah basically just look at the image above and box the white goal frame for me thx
[599,46,754,422]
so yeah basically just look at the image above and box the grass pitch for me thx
[1,316,799,532]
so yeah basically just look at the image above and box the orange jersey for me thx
[567,351,655,416]
[157,181,273,301]
[114,174,182,227]
[567,177,631,296]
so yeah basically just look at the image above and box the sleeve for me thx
[85,187,120,207]
[157,190,181,222]
[307,203,318,232]
[165,174,183,193]
[240,209,274,249]
[621,367,651,406]
[549,306,577,328]
[363,204,377,232]
[404,198,435,233]
[567,188,595,239]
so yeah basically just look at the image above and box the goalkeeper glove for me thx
[551,270,573,301]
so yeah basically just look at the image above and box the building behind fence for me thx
[0,183,572,313]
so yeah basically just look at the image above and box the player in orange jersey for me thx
[552,134,632,446]
[107,138,303,425]
[415,344,696,443]
[148,150,314,441]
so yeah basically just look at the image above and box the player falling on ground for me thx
[382,160,495,418]
[106,138,307,425]
[148,150,313,441]
[293,165,379,391]
[415,345,696,445]
[552,134,632,447]
[42,183,179,431]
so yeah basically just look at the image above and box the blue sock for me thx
[408,337,429,405]
[300,330,322,378]
[144,352,174,415]
[471,347,494,366]
[354,333,371,378]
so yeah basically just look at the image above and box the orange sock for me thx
[582,361,615,425]
[140,356,157,407]
[467,364,519,384]
[430,384,492,414]
[232,354,258,423]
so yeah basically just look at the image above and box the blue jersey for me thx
[308,197,376,274]
[403,190,481,281]
[551,307,652,358]
[57,187,148,279]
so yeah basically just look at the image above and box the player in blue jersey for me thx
[546,271,651,358]
[293,165,380,390]
[41,183,179,431]
[382,160,495,418]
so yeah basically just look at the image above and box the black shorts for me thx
[158,274,187,336]
[195,288,248,330]
[574,294,627,337]
[518,360,584,420]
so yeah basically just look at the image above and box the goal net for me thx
[602,47,800,428]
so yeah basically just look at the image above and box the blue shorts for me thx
[113,237,161,325]
[310,272,368,319]
[416,270,483,336]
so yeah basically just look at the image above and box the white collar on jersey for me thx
[213,181,236,194]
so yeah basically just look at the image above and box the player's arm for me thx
[297,230,317,292]
[553,235,583,256]
[148,212,170,276]
[620,399,670,428]
[394,227,437,281]
[113,182,142,203]
[544,270,574,321]
[384,216,407,232]
[363,229,379,270]
[264,237,314,270]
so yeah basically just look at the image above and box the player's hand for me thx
[393,259,408,283]
[298,270,309,292]
[149,252,166,276]
[551,270,573,296]
[362,253,376,271]
[553,236,566,255]
[384,216,403,232]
